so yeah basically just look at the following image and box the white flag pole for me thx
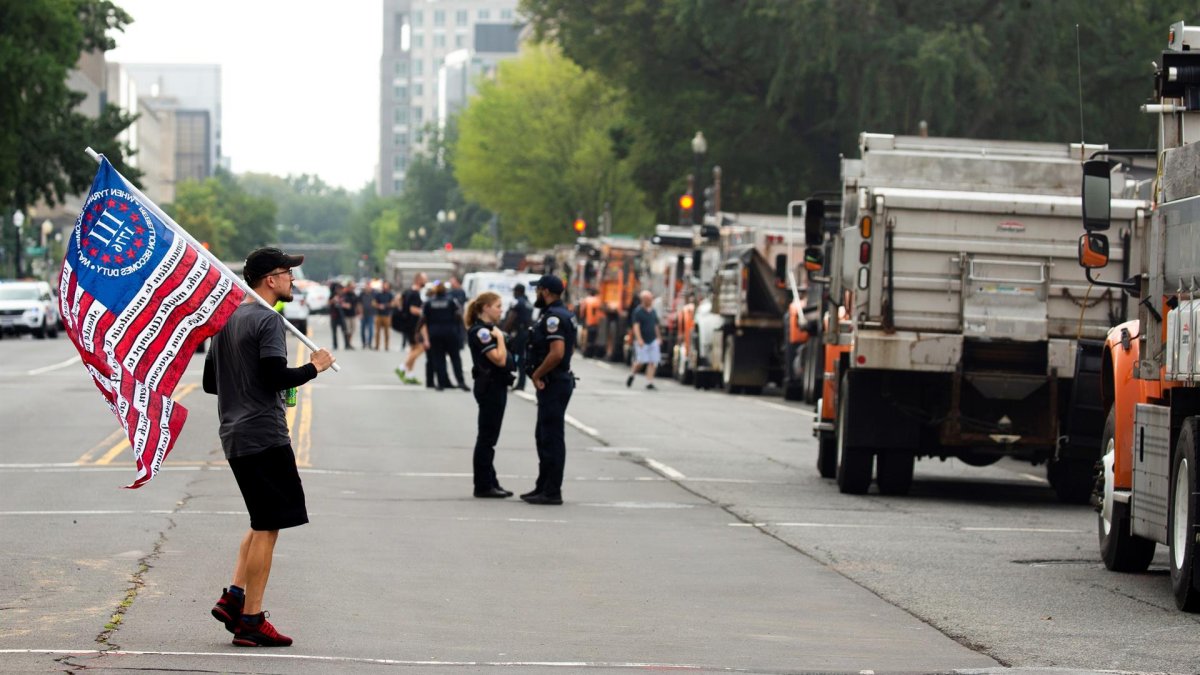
[84,147,341,372]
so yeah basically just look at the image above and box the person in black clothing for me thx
[328,281,349,349]
[465,291,515,498]
[522,275,578,506]
[502,283,535,391]
[339,285,360,349]
[421,282,469,391]
[446,277,469,387]
[203,247,335,647]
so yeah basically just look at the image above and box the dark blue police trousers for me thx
[534,376,574,497]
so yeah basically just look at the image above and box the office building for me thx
[119,64,223,178]
[378,0,522,196]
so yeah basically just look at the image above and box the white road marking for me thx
[644,458,686,480]
[514,390,536,402]
[26,356,81,376]
[753,399,816,417]
[581,501,696,509]
[0,650,722,670]
[960,527,1084,534]
[731,521,1084,534]
[564,414,600,438]
[591,360,613,370]
[1019,472,1050,484]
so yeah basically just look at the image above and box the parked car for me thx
[282,289,310,336]
[0,281,60,339]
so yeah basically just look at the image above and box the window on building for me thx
[394,84,407,99]
[413,107,424,124]
[434,33,446,48]
[394,155,407,171]
[394,178,403,193]
[433,9,445,26]
[394,132,407,146]
[455,34,465,48]
[412,33,424,48]
[411,10,422,26]
[413,59,423,75]
[501,8,514,19]
[413,83,424,96]
[394,107,408,123]
[478,8,490,19]
[395,60,408,77]
[456,10,468,25]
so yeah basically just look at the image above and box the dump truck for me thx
[814,133,1146,500]
[1081,20,1200,611]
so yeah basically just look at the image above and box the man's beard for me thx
[279,288,294,303]
[534,294,547,309]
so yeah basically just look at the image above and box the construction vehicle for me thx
[572,236,644,362]
[814,132,1146,500]
[781,197,841,403]
[1082,20,1200,611]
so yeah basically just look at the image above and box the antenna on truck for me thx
[1076,24,1087,156]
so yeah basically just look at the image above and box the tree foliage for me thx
[0,0,139,212]
[522,0,1200,215]
[456,45,652,247]
[164,171,275,261]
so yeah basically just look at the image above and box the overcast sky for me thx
[108,0,381,191]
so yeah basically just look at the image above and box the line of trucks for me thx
[551,17,1200,616]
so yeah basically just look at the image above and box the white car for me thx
[0,281,60,339]
[281,289,310,336]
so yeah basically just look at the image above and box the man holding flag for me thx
[204,247,334,647]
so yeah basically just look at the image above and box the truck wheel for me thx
[802,341,823,405]
[836,372,873,494]
[1098,409,1156,572]
[817,430,837,479]
[1048,457,1095,504]
[1171,417,1200,611]
[876,451,915,496]
[722,335,741,394]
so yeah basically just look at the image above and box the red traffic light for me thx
[679,194,695,210]
[444,242,454,251]
[573,218,586,233]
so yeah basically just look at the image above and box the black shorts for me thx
[228,444,309,531]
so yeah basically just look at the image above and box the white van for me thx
[461,271,542,313]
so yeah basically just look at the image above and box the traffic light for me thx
[573,217,586,234]
[679,194,694,226]
[703,186,716,216]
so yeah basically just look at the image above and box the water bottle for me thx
[285,387,298,407]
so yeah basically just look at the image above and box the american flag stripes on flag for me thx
[59,158,246,488]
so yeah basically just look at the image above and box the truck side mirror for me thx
[1078,232,1110,269]
[1082,160,1112,231]
[675,255,686,284]
[692,249,703,274]
[804,199,826,246]
[774,253,788,282]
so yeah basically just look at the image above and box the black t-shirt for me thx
[467,321,507,375]
[505,297,534,340]
[207,303,292,459]
[341,291,360,316]
[632,305,659,343]
[423,294,460,336]
[374,290,395,312]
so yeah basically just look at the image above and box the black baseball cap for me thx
[244,247,304,284]
[534,275,564,295]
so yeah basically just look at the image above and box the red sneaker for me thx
[232,612,293,647]
[210,588,243,633]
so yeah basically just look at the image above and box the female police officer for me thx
[465,291,515,498]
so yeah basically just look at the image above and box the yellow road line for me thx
[287,338,313,468]
[82,383,201,466]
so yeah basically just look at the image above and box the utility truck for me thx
[814,133,1146,500]
[1081,20,1200,611]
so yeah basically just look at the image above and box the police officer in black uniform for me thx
[521,275,578,505]
[502,283,535,391]
[421,282,469,391]
[465,291,514,499]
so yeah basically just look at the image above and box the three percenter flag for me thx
[60,157,246,488]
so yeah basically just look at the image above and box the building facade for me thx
[378,0,522,197]
[119,64,223,178]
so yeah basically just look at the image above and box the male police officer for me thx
[502,283,535,391]
[522,275,577,505]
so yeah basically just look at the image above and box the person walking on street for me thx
[446,277,469,388]
[465,291,515,499]
[422,282,469,391]
[339,284,360,350]
[396,273,426,384]
[360,283,376,350]
[373,282,394,351]
[328,281,349,350]
[627,291,661,390]
[203,247,336,647]
[502,283,534,391]
[522,275,578,505]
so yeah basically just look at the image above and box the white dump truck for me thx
[816,133,1147,500]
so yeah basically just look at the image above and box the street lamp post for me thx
[691,131,707,206]
[12,210,25,278]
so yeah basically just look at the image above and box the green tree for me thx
[396,119,492,252]
[522,0,1200,214]
[238,172,356,244]
[1,0,139,212]
[165,171,275,261]
[455,45,651,247]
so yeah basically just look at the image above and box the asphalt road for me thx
[0,315,1194,674]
